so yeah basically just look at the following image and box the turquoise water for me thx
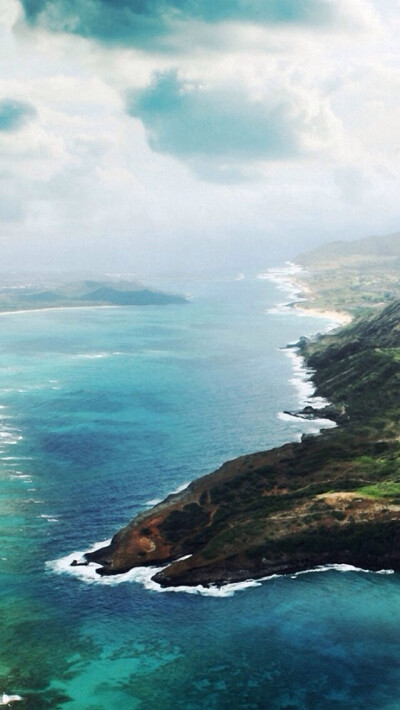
[1,274,400,709]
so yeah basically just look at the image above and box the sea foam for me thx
[0,693,22,705]
[47,543,278,597]
[260,263,339,437]
[47,544,395,598]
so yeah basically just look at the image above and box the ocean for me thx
[1,269,400,709]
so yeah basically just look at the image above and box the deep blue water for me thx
[1,274,400,709]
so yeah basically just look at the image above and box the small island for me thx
[0,278,187,312]
[85,232,400,587]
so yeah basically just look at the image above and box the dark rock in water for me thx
[70,559,88,567]
[85,298,400,587]
[284,404,347,423]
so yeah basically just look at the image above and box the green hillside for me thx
[295,231,400,315]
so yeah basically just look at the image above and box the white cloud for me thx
[0,0,398,273]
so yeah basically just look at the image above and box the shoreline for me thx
[279,262,353,328]
[0,305,119,316]
[48,261,400,591]
[265,263,348,424]
[48,544,393,597]
[260,262,353,328]
[292,304,352,326]
[57,263,355,593]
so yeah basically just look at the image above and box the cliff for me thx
[85,297,400,587]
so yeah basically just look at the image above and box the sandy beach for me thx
[260,262,353,327]
[293,304,353,326]
[0,305,119,316]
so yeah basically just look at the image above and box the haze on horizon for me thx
[1,0,400,275]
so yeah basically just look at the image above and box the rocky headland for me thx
[85,237,400,588]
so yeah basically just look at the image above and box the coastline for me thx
[260,262,353,328]
[271,261,353,326]
[49,262,400,591]
[49,543,393,598]
[50,265,343,594]
[293,304,352,326]
[263,262,349,422]
[0,305,119,316]
[59,265,364,593]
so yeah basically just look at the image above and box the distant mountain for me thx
[0,279,187,312]
[58,280,143,298]
[297,231,400,267]
[21,291,65,302]
[79,286,186,306]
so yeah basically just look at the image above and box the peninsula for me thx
[85,232,400,587]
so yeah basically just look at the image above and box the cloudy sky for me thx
[1,0,400,274]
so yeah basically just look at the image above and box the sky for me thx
[1,0,400,274]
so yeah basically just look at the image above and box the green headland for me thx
[86,231,400,587]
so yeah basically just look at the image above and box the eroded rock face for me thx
[85,299,400,587]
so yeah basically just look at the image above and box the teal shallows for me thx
[0,275,398,709]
